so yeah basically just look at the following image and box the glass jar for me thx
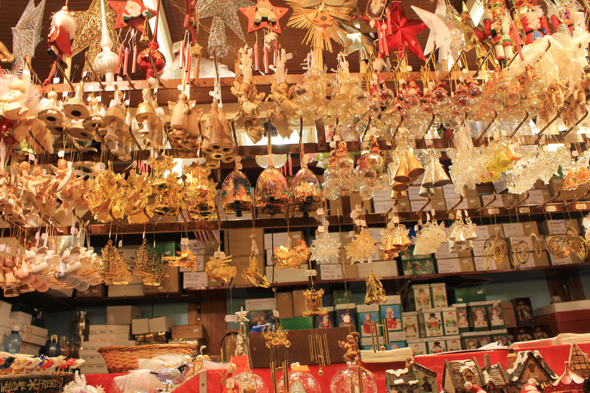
[3,326,22,354]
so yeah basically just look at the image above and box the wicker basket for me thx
[97,344,198,373]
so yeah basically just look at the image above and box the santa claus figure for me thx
[521,378,541,393]
[47,6,77,59]
[464,381,486,393]
[122,0,152,22]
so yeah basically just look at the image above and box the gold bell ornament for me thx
[222,160,252,217]
[37,90,64,126]
[405,149,425,179]
[184,161,218,220]
[63,84,90,120]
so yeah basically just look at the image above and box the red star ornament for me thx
[363,1,427,61]
[239,0,289,34]
[108,0,157,33]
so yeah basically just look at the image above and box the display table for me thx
[85,342,590,393]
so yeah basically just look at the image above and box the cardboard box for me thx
[380,296,402,333]
[436,257,475,274]
[407,339,427,356]
[523,221,540,236]
[228,228,263,256]
[317,263,358,280]
[409,284,432,311]
[473,256,511,271]
[183,272,209,289]
[293,290,306,317]
[539,219,582,235]
[265,267,308,283]
[410,198,446,212]
[357,304,380,337]
[442,307,459,335]
[0,301,11,319]
[503,223,525,238]
[132,318,150,335]
[107,306,142,325]
[351,193,373,213]
[329,197,343,216]
[264,231,304,249]
[9,312,31,326]
[77,284,107,298]
[277,292,294,319]
[430,283,448,308]
[446,336,462,351]
[402,312,419,339]
[109,284,144,297]
[335,303,356,328]
[149,316,174,333]
[419,309,444,337]
[449,286,486,304]
[171,325,203,339]
[357,261,398,278]
[403,258,436,275]
[481,194,504,209]
[89,325,130,334]
[143,266,181,294]
[427,338,447,354]
[231,255,264,286]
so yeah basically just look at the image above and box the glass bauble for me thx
[222,169,252,217]
[330,364,378,393]
[278,371,321,393]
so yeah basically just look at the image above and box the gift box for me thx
[468,301,490,331]
[402,312,419,339]
[379,296,402,333]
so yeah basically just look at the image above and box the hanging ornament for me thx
[239,0,289,34]
[243,235,269,288]
[184,161,218,221]
[310,212,340,264]
[221,162,253,217]
[99,239,133,285]
[132,238,168,286]
[292,125,323,214]
[411,2,451,67]
[255,156,289,215]
[345,228,377,264]
[163,249,199,272]
[365,269,387,305]
[362,1,426,60]
[108,0,157,32]
[284,0,357,69]
[198,0,254,57]
[94,0,119,84]
[303,287,327,316]
[71,0,120,69]
[12,0,46,74]
[205,251,236,285]
[273,238,310,269]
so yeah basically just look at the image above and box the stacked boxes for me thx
[80,324,135,374]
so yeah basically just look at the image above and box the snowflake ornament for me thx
[345,228,377,264]
[310,231,341,264]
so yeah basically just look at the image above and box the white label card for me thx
[225,315,238,323]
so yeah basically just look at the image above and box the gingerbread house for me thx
[482,353,511,393]
[568,343,590,379]
[506,351,557,393]
[386,360,439,393]
[443,358,485,393]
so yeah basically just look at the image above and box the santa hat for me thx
[51,7,77,37]
[464,382,486,393]
[521,379,540,393]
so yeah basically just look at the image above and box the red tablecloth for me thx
[87,342,590,393]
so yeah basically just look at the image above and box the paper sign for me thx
[225,315,238,323]
[231,355,250,374]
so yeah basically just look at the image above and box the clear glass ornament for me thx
[330,364,378,393]
[278,371,321,393]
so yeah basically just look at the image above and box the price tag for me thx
[304,269,317,277]
[224,315,238,323]
[318,226,325,233]
[518,207,530,214]
[575,203,586,210]
[272,309,280,317]
[28,154,35,161]
[545,206,557,212]
[0,245,6,252]
[317,208,324,216]
[181,238,189,245]
[573,150,580,157]
[22,70,30,76]
[342,315,351,324]
[118,240,123,248]
[53,77,60,84]
[58,150,65,158]
[5,247,10,254]
[487,208,500,215]
[41,233,48,240]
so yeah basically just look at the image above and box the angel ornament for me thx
[265,82,298,139]
[232,45,266,144]
[49,158,73,193]
[0,79,30,121]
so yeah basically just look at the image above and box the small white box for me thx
[357,261,398,278]
[443,185,460,199]
[245,298,276,311]
[319,264,343,280]
[265,267,308,283]
[502,223,525,238]
[10,312,32,327]
[436,258,461,274]
[149,317,174,333]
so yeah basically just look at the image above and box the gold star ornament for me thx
[71,0,120,68]
[345,228,377,264]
